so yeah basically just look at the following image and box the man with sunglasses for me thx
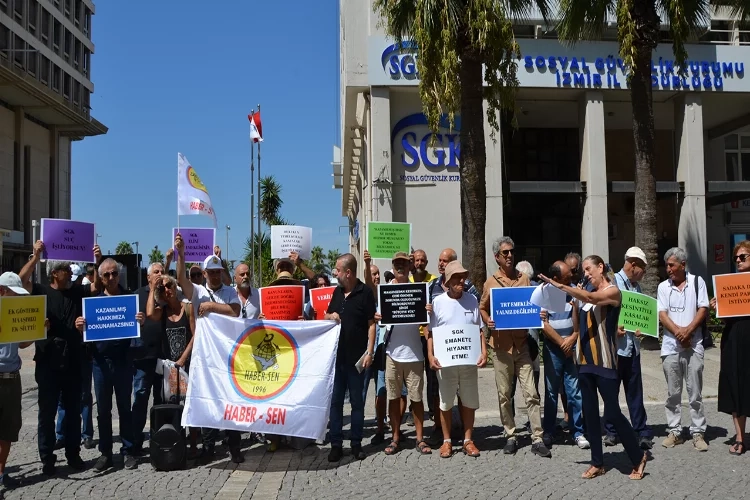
[657,247,709,451]
[479,236,550,457]
[18,240,102,476]
[175,233,243,463]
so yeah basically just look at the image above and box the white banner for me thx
[271,225,312,260]
[431,324,481,367]
[177,152,218,225]
[182,314,339,441]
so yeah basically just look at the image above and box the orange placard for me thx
[259,286,305,320]
[310,286,337,320]
[712,273,750,318]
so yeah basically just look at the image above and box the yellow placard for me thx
[0,295,47,344]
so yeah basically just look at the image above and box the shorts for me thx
[385,356,424,402]
[437,365,479,411]
[0,376,22,442]
[376,369,407,399]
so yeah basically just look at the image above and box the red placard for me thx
[309,286,337,320]
[259,286,305,320]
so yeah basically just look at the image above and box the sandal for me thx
[384,440,399,455]
[463,440,480,457]
[629,452,648,480]
[581,465,606,479]
[439,441,453,458]
[729,441,746,456]
[416,440,432,455]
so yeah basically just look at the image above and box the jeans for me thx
[542,343,585,438]
[36,361,82,464]
[329,361,366,447]
[604,354,653,439]
[662,351,706,435]
[131,358,162,451]
[579,372,642,468]
[92,355,135,456]
[55,356,94,442]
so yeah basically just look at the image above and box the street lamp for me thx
[225,225,231,263]
[131,241,140,289]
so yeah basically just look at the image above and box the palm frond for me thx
[556,0,616,43]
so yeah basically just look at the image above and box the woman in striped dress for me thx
[540,255,648,480]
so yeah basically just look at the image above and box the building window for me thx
[40,55,49,83]
[52,64,60,91]
[82,87,89,109]
[85,9,90,37]
[724,134,750,181]
[74,0,81,25]
[28,0,39,35]
[83,47,89,75]
[13,0,23,22]
[27,50,37,76]
[53,20,61,53]
[0,24,9,55]
[13,35,24,67]
[63,72,71,99]
[64,0,70,17]
[41,9,49,45]
[72,80,79,104]
[73,39,79,68]
[64,29,71,60]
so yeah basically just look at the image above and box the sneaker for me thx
[602,434,618,447]
[503,438,518,455]
[328,445,343,462]
[83,437,96,450]
[542,433,553,447]
[123,455,138,470]
[662,433,685,448]
[230,447,245,464]
[531,441,552,458]
[692,433,709,452]
[66,455,87,471]
[576,435,591,450]
[0,473,20,489]
[351,444,366,460]
[93,454,113,472]
[639,437,654,450]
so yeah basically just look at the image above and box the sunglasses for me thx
[499,249,514,256]
[102,271,119,279]
[159,281,174,290]
[736,253,750,263]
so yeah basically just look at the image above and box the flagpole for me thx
[250,125,256,286]
[256,103,262,286]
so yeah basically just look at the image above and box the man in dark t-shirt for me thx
[19,240,102,476]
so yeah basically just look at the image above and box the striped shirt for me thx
[547,296,574,338]
[576,284,621,379]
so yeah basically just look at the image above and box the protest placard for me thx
[431,324,481,367]
[0,295,47,344]
[618,290,659,337]
[260,286,305,320]
[490,287,541,330]
[271,226,312,260]
[40,218,96,262]
[310,286,336,320]
[173,228,216,263]
[713,273,750,318]
[83,294,140,342]
[378,282,428,325]
[366,222,411,259]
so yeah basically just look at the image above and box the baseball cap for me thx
[444,261,469,283]
[625,247,648,266]
[0,272,29,295]
[392,251,410,263]
[203,255,224,270]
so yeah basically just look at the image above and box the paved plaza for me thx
[3,346,750,500]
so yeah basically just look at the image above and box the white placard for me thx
[431,323,481,368]
[271,225,312,260]
[530,283,568,313]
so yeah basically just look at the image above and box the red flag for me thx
[248,112,263,143]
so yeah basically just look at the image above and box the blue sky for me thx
[72,1,347,264]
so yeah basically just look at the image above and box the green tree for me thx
[242,233,276,287]
[115,241,133,255]
[149,245,165,265]
[308,245,329,275]
[260,176,289,226]
[373,0,548,291]
[326,249,340,275]
[556,0,708,295]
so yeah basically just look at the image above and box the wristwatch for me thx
[366,352,374,357]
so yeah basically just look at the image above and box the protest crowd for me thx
[1,223,750,492]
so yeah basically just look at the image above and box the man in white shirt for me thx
[657,247,709,452]
[427,261,486,458]
[175,234,242,463]
[233,263,260,320]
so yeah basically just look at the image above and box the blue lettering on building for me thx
[391,114,461,176]
[381,41,420,80]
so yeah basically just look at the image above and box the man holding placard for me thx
[604,247,655,450]
[0,273,37,489]
[427,261,486,458]
[19,240,102,476]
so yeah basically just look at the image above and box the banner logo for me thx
[381,41,419,80]
[187,166,208,193]
[229,324,299,401]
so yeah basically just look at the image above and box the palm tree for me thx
[326,249,340,276]
[373,0,549,291]
[309,245,330,275]
[556,1,709,295]
[260,176,289,226]
[115,241,133,255]
[243,233,275,287]
[149,245,165,265]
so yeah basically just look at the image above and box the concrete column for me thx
[368,86,392,272]
[675,94,707,278]
[579,92,609,262]
[49,126,59,218]
[13,107,26,241]
[484,100,504,277]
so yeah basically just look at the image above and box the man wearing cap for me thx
[0,273,36,489]
[175,233,243,463]
[603,247,654,449]
[426,261,487,458]
[18,240,101,476]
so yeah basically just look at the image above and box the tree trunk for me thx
[458,47,488,291]
[630,49,659,297]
